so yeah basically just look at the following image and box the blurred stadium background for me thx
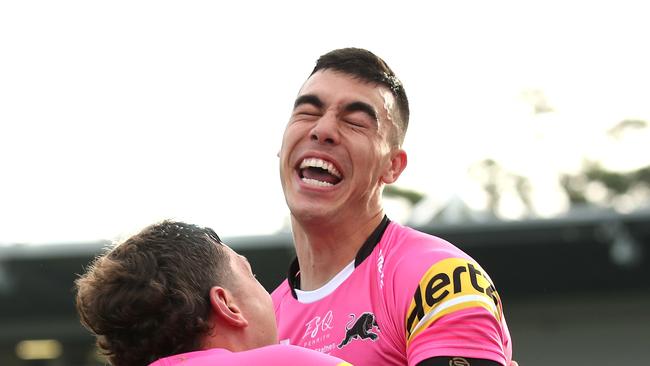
[1,206,649,366]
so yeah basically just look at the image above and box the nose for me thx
[309,112,340,145]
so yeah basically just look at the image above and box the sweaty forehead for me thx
[299,70,396,111]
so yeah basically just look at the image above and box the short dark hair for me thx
[75,221,230,366]
[311,47,410,145]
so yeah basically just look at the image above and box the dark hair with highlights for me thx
[75,221,230,366]
[311,47,410,145]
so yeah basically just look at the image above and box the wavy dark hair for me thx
[311,47,410,145]
[75,221,230,366]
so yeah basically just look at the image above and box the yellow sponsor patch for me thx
[405,258,502,343]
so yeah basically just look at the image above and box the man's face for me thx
[278,69,403,224]
[224,245,278,347]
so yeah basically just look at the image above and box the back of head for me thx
[311,47,410,145]
[75,221,229,366]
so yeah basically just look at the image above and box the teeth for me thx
[299,158,341,178]
[301,178,334,187]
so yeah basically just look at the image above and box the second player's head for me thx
[75,221,277,366]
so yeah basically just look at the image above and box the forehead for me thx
[298,70,396,112]
[218,244,235,262]
[222,244,248,266]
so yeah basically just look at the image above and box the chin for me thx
[290,204,335,223]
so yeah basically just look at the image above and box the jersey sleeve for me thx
[386,237,510,366]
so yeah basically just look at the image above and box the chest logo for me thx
[303,310,334,339]
[337,312,380,348]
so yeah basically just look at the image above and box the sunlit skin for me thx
[204,245,278,351]
[278,70,407,290]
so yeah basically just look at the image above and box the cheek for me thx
[375,141,394,165]
[279,143,294,174]
[283,122,307,141]
[358,140,387,163]
[280,127,303,159]
[256,287,273,314]
[374,133,392,155]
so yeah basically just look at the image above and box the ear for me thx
[209,286,248,328]
[381,149,407,184]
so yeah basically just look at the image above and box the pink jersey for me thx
[149,344,351,365]
[272,217,512,366]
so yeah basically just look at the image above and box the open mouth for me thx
[298,158,342,187]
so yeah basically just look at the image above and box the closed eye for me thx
[344,119,366,128]
[297,111,320,117]
[293,104,322,119]
[343,111,374,129]
[344,101,378,126]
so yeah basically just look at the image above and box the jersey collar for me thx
[287,215,391,299]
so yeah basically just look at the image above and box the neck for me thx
[201,328,244,353]
[203,327,273,354]
[291,210,385,291]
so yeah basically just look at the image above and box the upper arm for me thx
[417,356,503,366]
[392,255,509,365]
[404,258,504,343]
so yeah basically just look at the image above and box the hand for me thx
[510,361,519,366]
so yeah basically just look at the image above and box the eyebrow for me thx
[344,101,378,123]
[294,94,378,123]
[293,94,323,110]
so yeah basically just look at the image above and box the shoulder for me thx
[381,222,496,303]
[380,222,503,328]
[379,225,510,364]
[244,345,350,365]
[384,222,468,254]
[148,349,231,366]
[381,222,473,276]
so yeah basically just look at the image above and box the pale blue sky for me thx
[1,1,649,243]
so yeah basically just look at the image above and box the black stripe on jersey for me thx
[355,214,390,267]
[287,257,301,299]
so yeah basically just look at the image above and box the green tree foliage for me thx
[383,185,425,205]
[561,162,650,205]
[470,159,533,217]
[561,119,649,208]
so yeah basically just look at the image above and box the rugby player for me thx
[272,48,515,366]
[75,221,350,366]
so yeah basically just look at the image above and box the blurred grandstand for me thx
[1,207,649,365]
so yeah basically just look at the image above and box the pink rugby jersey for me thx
[149,344,351,365]
[272,217,512,366]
